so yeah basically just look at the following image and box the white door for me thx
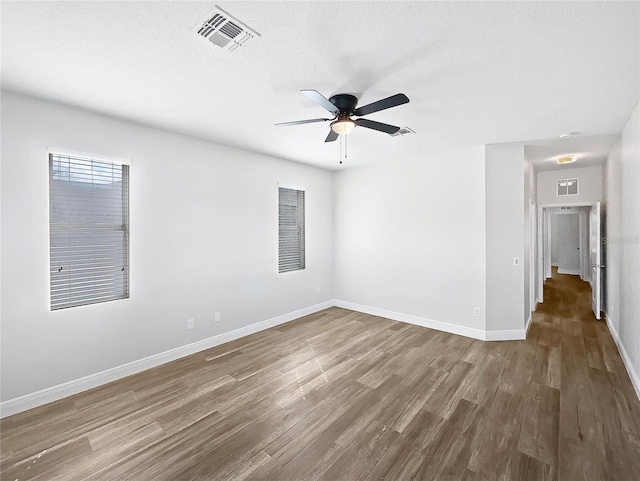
[538,206,545,303]
[545,211,552,279]
[579,211,589,281]
[557,214,580,275]
[530,200,536,310]
[589,202,602,320]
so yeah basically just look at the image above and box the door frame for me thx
[537,202,596,304]
[553,211,581,275]
[529,199,537,312]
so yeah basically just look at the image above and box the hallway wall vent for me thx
[557,178,579,196]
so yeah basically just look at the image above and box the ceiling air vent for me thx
[192,6,259,52]
[390,127,416,137]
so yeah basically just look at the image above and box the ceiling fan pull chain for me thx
[339,133,348,164]
[345,133,348,162]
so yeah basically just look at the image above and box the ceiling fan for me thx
[275,90,410,142]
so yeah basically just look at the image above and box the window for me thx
[557,178,579,196]
[278,187,305,273]
[49,152,130,310]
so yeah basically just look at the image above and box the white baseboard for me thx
[485,328,527,341]
[334,299,488,341]
[557,268,581,275]
[603,311,640,402]
[525,312,533,336]
[0,301,334,419]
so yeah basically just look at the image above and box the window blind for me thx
[49,153,130,310]
[278,187,305,273]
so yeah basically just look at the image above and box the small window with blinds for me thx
[278,187,305,273]
[49,152,130,310]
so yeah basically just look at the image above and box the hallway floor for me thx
[535,266,596,321]
[529,266,640,479]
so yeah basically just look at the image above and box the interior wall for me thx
[537,165,603,205]
[0,91,334,402]
[524,155,538,318]
[332,146,487,335]
[485,143,525,333]
[550,214,561,265]
[604,102,640,394]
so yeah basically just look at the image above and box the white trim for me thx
[0,301,333,418]
[539,202,597,208]
[525,312,533,336]
[485,329,527,341]
[277,182,306,191]
[604,312,640,402]
[557,268,581,275]
[48,146,131,165]
[333,299,487,341]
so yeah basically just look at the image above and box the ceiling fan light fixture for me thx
[331,118,356,135]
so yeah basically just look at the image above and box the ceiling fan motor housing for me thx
[329,94,358,115]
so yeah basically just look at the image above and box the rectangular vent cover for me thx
[193,6,259,52]
[390,127,416,137]
[557,178,578,196]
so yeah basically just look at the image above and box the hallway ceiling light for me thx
[557,155,576,164]
[559,133,574,140]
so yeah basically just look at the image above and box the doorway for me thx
[550,212,581,275]
[537,202,603,320]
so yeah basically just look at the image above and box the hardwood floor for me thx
[2,270,640,480]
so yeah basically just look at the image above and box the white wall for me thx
[550,214,561,265]
[524,155,538,319]
[604,102,640,396]
[485,144,525,333]
[537,165,603,205]
[0,91,334,402]
[333,146,487,337]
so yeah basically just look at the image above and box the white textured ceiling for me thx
[1,1,638,171]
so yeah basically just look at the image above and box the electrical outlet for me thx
[187,319,194,330]
[214,311,221,322]
[473,307,481,317]
[316,287,321,295]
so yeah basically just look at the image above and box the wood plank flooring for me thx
[2,269,640,480]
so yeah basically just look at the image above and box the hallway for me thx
[535,267,595,321]
[529,267,640,479]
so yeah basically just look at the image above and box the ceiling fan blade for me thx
[356,118,401,135]
[301,90,340,115]
[275,118,332,127]
[325,130,339,142]
[353,93,409,117]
